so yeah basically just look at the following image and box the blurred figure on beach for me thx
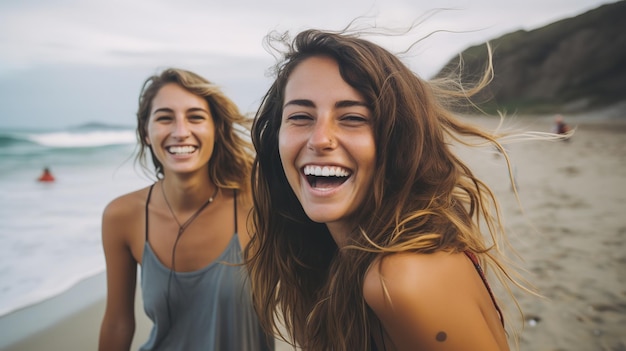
[98,68,273,351]
[552,114,571,140]
[246,27,537,350]
[37,167,55,182]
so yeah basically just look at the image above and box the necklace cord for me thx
[161,182,219,233]
[159,181,219,323]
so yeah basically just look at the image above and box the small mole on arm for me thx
[435,331,447,342]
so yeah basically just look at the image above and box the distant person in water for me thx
[37,167,55,182]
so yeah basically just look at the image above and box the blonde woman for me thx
[99,68,274,351]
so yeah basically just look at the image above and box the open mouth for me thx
[303,165,351,189]
[167,145,197,155]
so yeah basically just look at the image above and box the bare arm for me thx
[364,251,509,351]
[98,197,139,351]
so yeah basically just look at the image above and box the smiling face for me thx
[146,83,215,177]
[279,55,376,240]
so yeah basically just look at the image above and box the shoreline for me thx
[0,271,293,351]
[0,272,106,348]
[0,272,150,350]
[1,271,154,351]
[0,269,107,318]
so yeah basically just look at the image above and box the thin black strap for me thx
[145,183,155,241]
[233,189,238,233]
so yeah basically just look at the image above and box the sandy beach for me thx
[460,111,626,350]
[0,272,294,351]
[1,111,624,351]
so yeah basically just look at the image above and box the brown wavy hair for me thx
[135,68,253,191]
[246,29,523,350]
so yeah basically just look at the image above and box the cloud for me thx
[1,0,614,72]
[0,3,260,69]
[0,0,616,128]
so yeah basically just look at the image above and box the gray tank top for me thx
[140,185,274,351]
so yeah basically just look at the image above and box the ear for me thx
[144,129,151,146]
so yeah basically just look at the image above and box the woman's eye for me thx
[286,114,313,124]
[289,114,310,120]
[342,114,368,124]
[189,115,206,121]
[155,115,172,122]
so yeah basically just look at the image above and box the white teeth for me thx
[167,146,196,154]
[303,165,350,177]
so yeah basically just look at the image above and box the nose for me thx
[307,117,335,151]
[172,118,190,139]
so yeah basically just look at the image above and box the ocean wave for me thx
[69,122,135,131]
[0,134,32,147]
[0,129,136,148]
[0,267,106,317]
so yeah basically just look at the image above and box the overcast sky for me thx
[0,0,618,129]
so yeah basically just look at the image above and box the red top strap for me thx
[464,251,504,326]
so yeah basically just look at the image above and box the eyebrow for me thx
[152,107,210,114]
[283,99,370,109]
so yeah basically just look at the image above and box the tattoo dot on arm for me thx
[435,331,447,342]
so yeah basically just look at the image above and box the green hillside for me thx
[435,1,626,114]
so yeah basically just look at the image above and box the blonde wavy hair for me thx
[246,28,530,350]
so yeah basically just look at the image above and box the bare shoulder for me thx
[233,188,254,246]
[102,186,152,245]
[235,188,254,211]
[363,251,476,308]
[103,187,151,221]
[363,251,506,350]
